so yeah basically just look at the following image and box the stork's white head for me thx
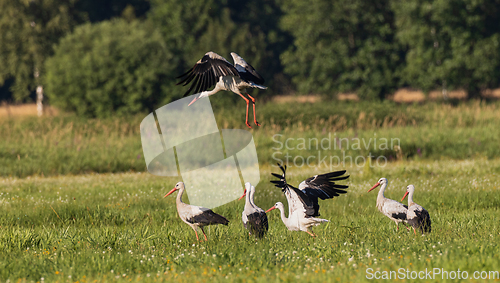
[265,202,284,213]
[164,182,184,198]
[401,184,415,201]
[368,177,388,192]
[239,182,252,201]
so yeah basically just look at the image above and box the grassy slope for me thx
[0,159,499,282]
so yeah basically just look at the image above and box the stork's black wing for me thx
[186,209,229,226]
[230,52,265,85]
[246,211,268,238]
[302,170,350,200]
[270,163,316,217]
[409,207,431,234]
[176,52,240,97]
[300,170,349,216]
[238,61,265,85]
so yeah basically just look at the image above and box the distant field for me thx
[1,99,500,177]
[0,159,499,282]
[2,87,500,118]
[0,103,59,118]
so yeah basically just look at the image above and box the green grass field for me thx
[1,100,500,282]
[1,160,499,282]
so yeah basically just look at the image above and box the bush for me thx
[45,19,177,118]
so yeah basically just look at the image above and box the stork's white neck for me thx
[248,186,256,208]
[407,188,415,205]
[244,187,253,211]
[176,186,185,205]
[276,205,289,226]
[377,182,387,200]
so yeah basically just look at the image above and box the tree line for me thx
[1,0,499,117]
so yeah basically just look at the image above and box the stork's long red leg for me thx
[413,227,417,236]
[236,93,251,128]
[246,93,260,126]
[194,229,200,242]
[306,230,316,237]
[200,227,208,241]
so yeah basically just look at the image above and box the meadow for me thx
[1,99,500,282]
[1,100,500,177]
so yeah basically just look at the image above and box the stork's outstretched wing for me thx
[270,164,316,217]
[177,51,240,97]
[301,170,349,199]
[299,170,349,216]
[271,164,350,217]
[230,52,265,85]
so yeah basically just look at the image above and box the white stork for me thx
[238,182,268,238]
[368,178,409,231]
[265,164,350,237]
[401,185,431,235]
[177,51,267,128]
[164,182,229,241]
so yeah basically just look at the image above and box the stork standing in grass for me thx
[177,51,267,128]
[368,178,409,231]
[239,182,268,238]
[265,164,349,237]
[164,182,229,241]
[401,185,431,235]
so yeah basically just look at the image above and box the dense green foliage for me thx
[76,0,150,22]
[0,0,83,101]
[2,0,500,113]
[392,0,500,98]
[44,20,175,117]
[280,1,404,100]
[0,159,499,282]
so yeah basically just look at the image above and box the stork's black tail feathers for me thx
[270,163,289,192]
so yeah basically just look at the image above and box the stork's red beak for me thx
[164,187,177,198]
[238,189,247,201]
[265,206,276,213]
[401,191,409,202]
[188,96,199,106]
[368,182,380,192]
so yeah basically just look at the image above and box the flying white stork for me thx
[368,178,409,231]
[176,51,267,128]
[238,182,268,238]
[401,185,431,235]
[265,164,350,237]
[164,182,229,241]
